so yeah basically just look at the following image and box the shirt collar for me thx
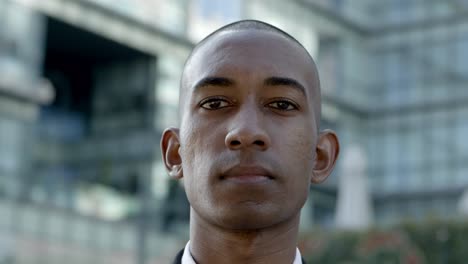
[181,241,303,264]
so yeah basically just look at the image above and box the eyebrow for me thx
[264,77,306,97]
[193,77,235,91]
[192,76,307,96]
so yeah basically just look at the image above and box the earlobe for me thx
[311,129,340,184]
[161,127,183,179]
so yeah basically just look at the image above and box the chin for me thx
[192,197,306,231]
[220,217,274,231]
[214,205,290,231]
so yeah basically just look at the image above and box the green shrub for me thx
[299,220,468,264]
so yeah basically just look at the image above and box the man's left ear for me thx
[311,129,340,184]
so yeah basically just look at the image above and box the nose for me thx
[225,105,271,151]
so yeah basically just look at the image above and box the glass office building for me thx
[304,0,468,225]
[1,0,467,262]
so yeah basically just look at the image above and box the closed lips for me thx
[220,166,275,180]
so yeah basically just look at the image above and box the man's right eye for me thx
[200,98,230,110]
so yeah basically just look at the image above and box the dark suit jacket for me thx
[172,249,307,264]
[172,249,184,264]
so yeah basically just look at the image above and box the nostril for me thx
[254,140,265,146]
[230,140,241,146]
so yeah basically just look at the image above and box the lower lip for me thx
[225,175,271,184]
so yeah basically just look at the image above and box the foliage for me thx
[299,220,468,264]
[399,220,468,264]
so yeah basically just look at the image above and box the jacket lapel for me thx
[172,248,184,264]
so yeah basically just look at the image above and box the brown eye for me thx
[200,98,230,110]
[267,100,298,111]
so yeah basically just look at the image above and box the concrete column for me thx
[335,144,374,230]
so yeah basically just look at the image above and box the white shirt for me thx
[181,241,303,264]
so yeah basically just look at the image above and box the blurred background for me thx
[0,0,467,263]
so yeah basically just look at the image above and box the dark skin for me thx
[161,30,339,264]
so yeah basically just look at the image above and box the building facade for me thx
[1,0,467,263]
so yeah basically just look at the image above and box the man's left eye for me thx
[267,100,298,111]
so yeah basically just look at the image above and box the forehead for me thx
[183,30,318,95]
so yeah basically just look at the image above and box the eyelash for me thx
[266,98,299,111]
[199,97,232,110]
[199,97,299,111]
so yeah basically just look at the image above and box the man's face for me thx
[177,30,321,230]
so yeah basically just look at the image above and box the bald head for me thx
[185,20,317,71]
[180,20,321,130]
[161,20,340,238]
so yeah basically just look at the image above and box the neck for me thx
[189,210,300,264]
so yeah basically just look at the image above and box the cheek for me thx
[179,120,225,192]
[279,126,316,188]
[180,121,223,164]
[285,133,314,207]
[283,127,316,164]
